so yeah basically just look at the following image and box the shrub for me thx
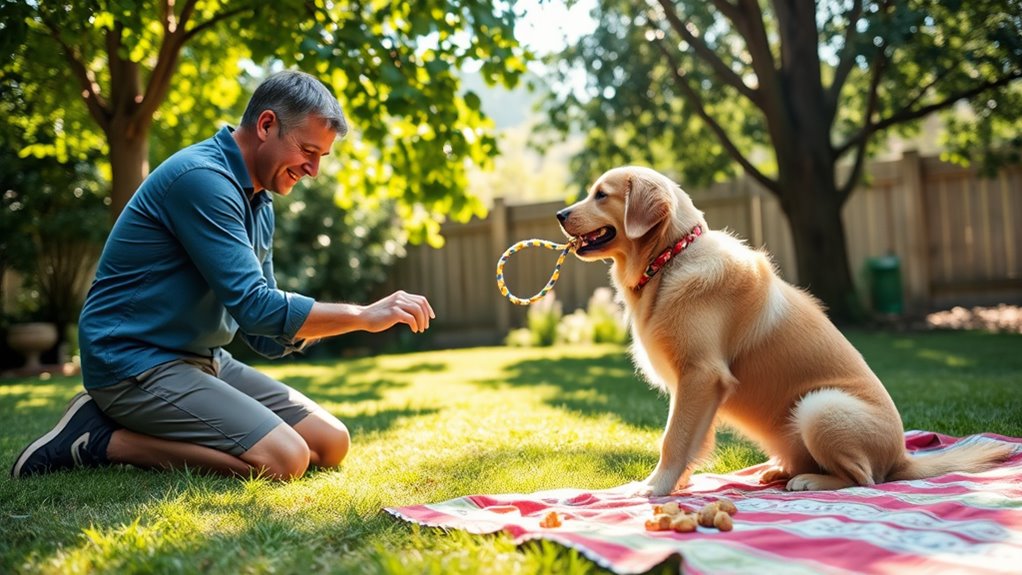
[526,291,562,346]
[504,288,629,347]
[586,287,629,344]
[504,327,535,348]
[556,309,594,344]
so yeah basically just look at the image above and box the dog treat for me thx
[670,514,698,533]
[716,498,738,516]
[646,498,738,534]
[539,511,562,528]
[713,510,734,531]
[653,501,683,515]
[697,502,720,527]
[644,513,674,531]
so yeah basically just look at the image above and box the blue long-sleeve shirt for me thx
[79,126,315,389]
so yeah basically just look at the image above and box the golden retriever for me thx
[557,165,1011,496]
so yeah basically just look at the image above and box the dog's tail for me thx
[888,439,1015,482]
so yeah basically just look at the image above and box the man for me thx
[11,70,434,480]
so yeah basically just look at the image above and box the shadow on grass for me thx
[1,445,644,575]
[273,358,447,405]
[345,406,441,437]
[468,353,765,469]
[390,361,448,374]
[847,329,1022,374]
[278,374,409,405]
[847,330,1022,437]
[473,353,665,429]
[0,468,404,574]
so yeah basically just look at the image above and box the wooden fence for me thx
[378,152,1022,347]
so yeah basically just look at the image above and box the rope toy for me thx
[496,238,578,305]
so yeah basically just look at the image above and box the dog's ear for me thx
[624,173,673,239]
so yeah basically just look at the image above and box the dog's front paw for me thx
[606,479,677,497]
[603,481,655,497]
[639,473,681,497]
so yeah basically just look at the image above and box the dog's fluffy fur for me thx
[557,166,1012,496]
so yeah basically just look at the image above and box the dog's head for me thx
[557,166,705,265]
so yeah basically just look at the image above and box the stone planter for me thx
[6,322,59,370]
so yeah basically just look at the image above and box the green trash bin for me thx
[867,255,903,315]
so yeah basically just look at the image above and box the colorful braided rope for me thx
[496,238,577,305]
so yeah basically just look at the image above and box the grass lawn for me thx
[1,330,1020,574]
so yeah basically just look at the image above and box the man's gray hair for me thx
[241,70,348,138]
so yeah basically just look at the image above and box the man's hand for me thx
[359,290,435,333]
[295,291,435,341]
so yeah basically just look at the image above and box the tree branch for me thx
[827,0,863,113]
[653,36,779,194]
[183,4,254,43]
[838,46,886,201]
[708,0,741,23]
[37,11,111,133]
[178,0,199,33]
[836,71,1022,157]
[138,1,254,120]
[731,0,778,88]
[894,65,957,120]
[653,0,761,106]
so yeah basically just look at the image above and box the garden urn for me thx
[6,322,58,370]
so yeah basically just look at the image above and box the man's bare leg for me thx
[106,422,311,480]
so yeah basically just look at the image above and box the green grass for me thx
[1,330,1020,574]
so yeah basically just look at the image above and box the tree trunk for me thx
[107,123,150,220]
[766,11,863,324]
[778,161,863,325]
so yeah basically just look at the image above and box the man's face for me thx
[253,112,336,195]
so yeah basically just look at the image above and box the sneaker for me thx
[10,391,117,478]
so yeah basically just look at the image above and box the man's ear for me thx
[623,174,673,239]
[256,110,278,141]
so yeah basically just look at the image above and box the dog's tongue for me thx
[582,228,608,245]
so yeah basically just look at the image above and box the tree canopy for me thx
[0,0,530,244]
[540,0,1022,321]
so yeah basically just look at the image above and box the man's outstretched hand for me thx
[295,291,436,341]
[359,290,435,333]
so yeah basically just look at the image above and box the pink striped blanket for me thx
[386,432,1022,574]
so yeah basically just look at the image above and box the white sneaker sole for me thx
[10,392,92,479]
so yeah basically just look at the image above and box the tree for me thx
[0,1,528,243]
[540,0,1022,322]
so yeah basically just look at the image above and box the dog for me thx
[557,165,1012,496]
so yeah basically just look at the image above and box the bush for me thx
[504,288,628,347]
[556,309,594,344]
[586,287,629,344]
[526,291,563,346]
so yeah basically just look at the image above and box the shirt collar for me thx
[214,126,271,208]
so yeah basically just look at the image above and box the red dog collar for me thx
[635,225,703,291]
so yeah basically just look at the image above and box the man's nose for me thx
[305,156,320,178]
[556,208,570,223]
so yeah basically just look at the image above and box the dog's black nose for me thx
[556,209,570,223]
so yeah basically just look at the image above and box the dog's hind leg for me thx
[785,388,897,491]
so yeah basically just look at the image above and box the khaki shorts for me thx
[89,349,316,456]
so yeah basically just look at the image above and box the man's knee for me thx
[243,424,310,480]
[318,424,350,468]
[294,413,350,469]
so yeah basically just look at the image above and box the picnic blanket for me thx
[386,431,1022,574]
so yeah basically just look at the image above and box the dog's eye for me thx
[594,190,607,200]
